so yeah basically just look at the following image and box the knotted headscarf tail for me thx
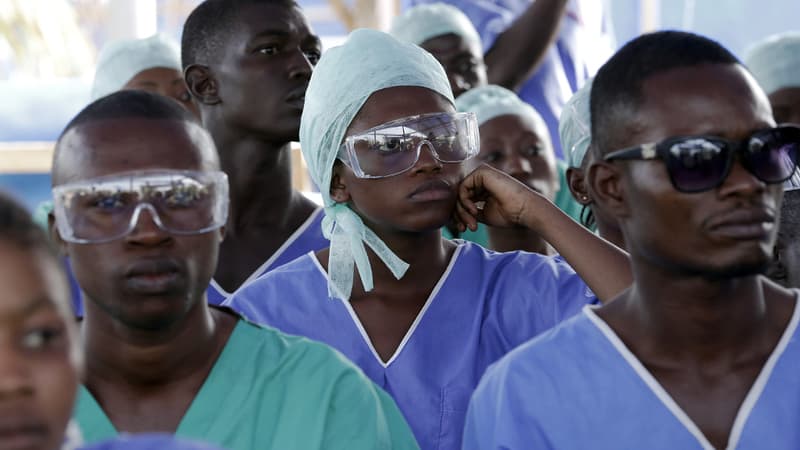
[300,29,454,300]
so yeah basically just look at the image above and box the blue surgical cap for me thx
[389,3,482,48]
[91,34,182,101]
[455,85,550,146]
[300,29,454,300]
[744,32,800,95]
[559,79,593,168]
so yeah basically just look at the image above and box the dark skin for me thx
[0,241,79,450]
[322,87,460,362]
[421,0,569,94]
[185,3,322,292]
[464,114,559,254]
[123,67,199,118]
[322,86,632,361]
[768,86,800,124]
[51,118,237,433]
[588,63,796,449]
[483,0,569,89]
[566,150,626,249]
[420,34,487,98]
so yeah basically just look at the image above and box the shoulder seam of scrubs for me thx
[210,207,325,298]
[727,292,800,449]
[312,242,466,368]
[582,306,715,450]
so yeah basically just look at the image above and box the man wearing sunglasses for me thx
[49,90,417,449]
[463,31,800,449]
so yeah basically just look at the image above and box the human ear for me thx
[587,160,630,219]
[566,167,591,205]
[184,65,220,105]
[48,212,69,256]
[330,161,351,203]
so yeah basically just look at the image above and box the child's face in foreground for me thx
[0,239,79,450]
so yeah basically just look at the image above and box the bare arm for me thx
[455,164,631,303]
[484,0,569,90]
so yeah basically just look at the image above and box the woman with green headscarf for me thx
[225,29,630,450]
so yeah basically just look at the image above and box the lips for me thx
[706,207,776,240]
[408,178,455,202]
[285,84,308,109]
[0,416,48,450]
[123,258,183,294]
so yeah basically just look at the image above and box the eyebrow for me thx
[0,296,55,325]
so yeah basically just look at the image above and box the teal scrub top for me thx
[74,319,419,450]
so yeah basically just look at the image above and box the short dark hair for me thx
[0,191,57,259]
[60,90,197,140]
[53,90,201,183]
[181,0,299,68]
[590,30,740,154]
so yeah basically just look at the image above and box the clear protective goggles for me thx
[53,170,229,244]
[338,112,480,179]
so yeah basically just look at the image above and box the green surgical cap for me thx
[559,79,593,168]
[744,32,800,95]
[389,3,481,48]
[91,34,182,101]
[299,28,454,301]
[455,84,550,145]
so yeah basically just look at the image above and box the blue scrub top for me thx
[225,240,597,450]
[464,300,800,449]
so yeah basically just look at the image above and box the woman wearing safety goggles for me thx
[224,29,632,450]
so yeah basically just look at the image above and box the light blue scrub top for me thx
[224,240,597,450]
[464,300,800,449]
[69,208,328,315]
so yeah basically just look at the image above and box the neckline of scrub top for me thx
[310,241,466,368]
[582,291,800,450]
[209,207,324,297]
[75,318,249,440]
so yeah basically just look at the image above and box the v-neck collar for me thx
[210,208,323,298]
[583,293,800,450]
[311,243,465,368]
[76,320,248,440]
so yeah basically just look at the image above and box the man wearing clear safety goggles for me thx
[52,90,417,450]
[53,170,229,244]
[337,111,480,179]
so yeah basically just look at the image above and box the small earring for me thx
[581,195,589,202]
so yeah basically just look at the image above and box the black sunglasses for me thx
[603,125,800,193]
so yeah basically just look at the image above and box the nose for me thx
[125,204,172,246]
[0,344,33,400]
[411,141,443,174]
[502,152,533,180]
[449,74,471,97]
[288,48,313,80]
[719,158,767,198]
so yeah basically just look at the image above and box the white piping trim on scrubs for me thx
[210,207,324,299]
[312,242,464,369]
[583,291,800,450]
[727,290,800,449]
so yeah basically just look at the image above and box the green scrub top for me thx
[74,319,419,450]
